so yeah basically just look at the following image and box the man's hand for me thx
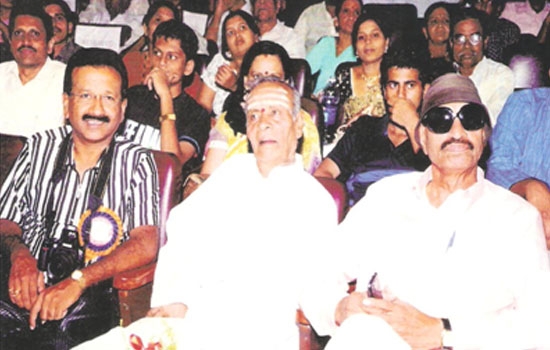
[147,303,188,318]
[388,97,419,137]
[28,278,84,330]
[214,0,231,15]
[334,291,369,326]
[362,297,442,350]
[215,64,238,92]
[336,292,442,350]
[144,67,171,99]
[8,249,44,310]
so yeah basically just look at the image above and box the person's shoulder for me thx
[482,57,513,74]
[317,35,335,46]
[114,137,154,157]
[0,60,16,72]
[46,58,67,73]
[277,20,295,33]
[481,178,542,217]
[505,88,549,105]
[497,17,520,31]
[127,85,151,99]
[347,115,387,136]
[305,1,325,14]
[367,170,422,194]
[520,87,550,102]
[335,61,356,76]
[177,91,208,111]
[26,126,70,151]
[176,92,211,119]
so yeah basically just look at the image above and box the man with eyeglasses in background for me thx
[42,0,81,64]
[450,7,513,125]
[301,73,550,349]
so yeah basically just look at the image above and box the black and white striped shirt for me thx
[0,126,160,259]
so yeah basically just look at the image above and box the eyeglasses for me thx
[421,103,489,134]
[69,92,120,107]
[452,33,482,46]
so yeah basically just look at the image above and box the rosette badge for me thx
[78,206,123,263]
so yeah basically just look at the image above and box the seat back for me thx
[114,150,181,325]
[151,150,182,247]
[297,177,348,350]
[75,23,132,52]
[301,97,325,152]
[290,58,313,97]
[315,177,348,224]
[0,133,26,188]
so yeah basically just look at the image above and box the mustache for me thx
[441,138,473,150]
[18,45,36,52]
[83,115,110,123]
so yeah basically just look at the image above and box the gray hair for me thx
[243,76,301,120]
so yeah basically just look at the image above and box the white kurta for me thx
[260,21,306,59]
[467,56,514,126]
[302,167,550,349]
[0,58,65,137]
[151,154,338,349]
[294,1,337,54]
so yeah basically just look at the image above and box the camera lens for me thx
[48,251,79,282]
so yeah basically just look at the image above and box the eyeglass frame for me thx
[452,32,483,46]
[68,92,122,107]
[420,103,490,134]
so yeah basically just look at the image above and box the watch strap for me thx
[159,113,176,123]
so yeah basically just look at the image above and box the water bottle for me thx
[321,78,340,127]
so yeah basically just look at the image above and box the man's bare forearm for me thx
[510,178,550,199]
[77,225,159,288]
[0,219,29,260]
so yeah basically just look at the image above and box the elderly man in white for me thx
[145,76,337,349]
[301,74,550,350]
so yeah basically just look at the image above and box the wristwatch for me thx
[159,113,176,123]
[441,318,454,349]
[70,269,86,290]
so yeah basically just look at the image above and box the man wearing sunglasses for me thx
[450,7,514,125]
[301,73,550,349]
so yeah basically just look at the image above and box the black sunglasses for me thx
[421,103,489,134]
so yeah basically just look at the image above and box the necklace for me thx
[359,69,380,84]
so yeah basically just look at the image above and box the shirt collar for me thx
[414,166,486,206]
[259,154,304,179]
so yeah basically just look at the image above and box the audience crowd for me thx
[1,0,549,349]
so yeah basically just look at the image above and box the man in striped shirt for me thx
[0,48,160,349]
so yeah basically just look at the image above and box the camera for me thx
[38,229,84,285]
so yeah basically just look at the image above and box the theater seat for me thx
[296,177,349,350]
[301,97,325,153]
[0,133,26,187]
[113,150,182,326]
[290,58,314,97]
[315,177,348,223]
[0,136,182,327]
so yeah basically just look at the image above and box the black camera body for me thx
[38,229,84,285]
